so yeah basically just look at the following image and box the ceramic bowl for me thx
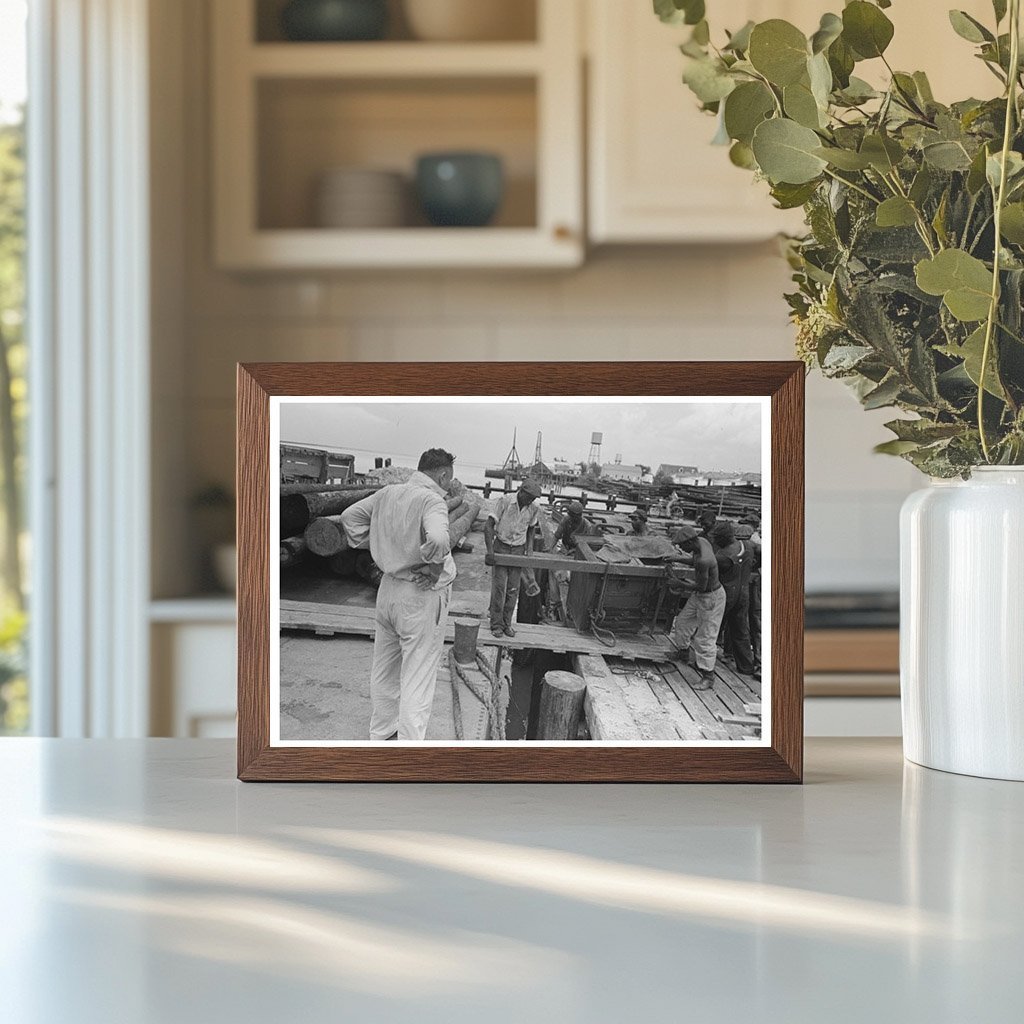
[415,152,504,227]
[281,0,388,42]
[403,0,534,42]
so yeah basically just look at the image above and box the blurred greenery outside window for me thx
[0,0,28,734]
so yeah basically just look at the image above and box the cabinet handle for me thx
[553,224,574,241]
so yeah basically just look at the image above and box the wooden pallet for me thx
[279,598,676,661]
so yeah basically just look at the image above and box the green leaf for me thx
[827,36,855,88]
[842,1,895,59]
[814,146,872,170]
[808,51,833,109]
[884,418,963,443]
[810,12,843,54]
[967,144,991,194]
[770,180,820,209]
[948,10,994,44]
[860,133,904,173]
[1000,203,1024,245]
[874,439,921,455]
[682,57,736,104]
[836,76,879,104]
[876,197,918,228]
[653,0,705,26]
[724,20,755,53]
[909,164,933,205]
[729,140,757,169]
[913,71,935,104]
[691,19,710,45]
[993,0,1008,24]
[723,81,775,144]
[748,20,809,86]
[751,118,828,184]
[940,325,1005,398]
[784,80,824,129]
[923,140,972,171]
[862,374,903,409]
[986,150,1024,191]
[915,249,994,322]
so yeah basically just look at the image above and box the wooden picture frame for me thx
[238,362,804,782]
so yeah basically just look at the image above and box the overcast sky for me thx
[279,399,762,477]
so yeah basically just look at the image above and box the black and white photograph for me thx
[271,397,769,745]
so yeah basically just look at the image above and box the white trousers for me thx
[672,586,727,673]
[369,575,451,740]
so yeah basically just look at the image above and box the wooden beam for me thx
[491,552,668,578]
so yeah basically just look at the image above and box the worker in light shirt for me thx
[341,448,457,741]
[485,477,542,638]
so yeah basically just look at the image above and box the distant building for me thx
[601,462,644,482]
[657,463,701,485]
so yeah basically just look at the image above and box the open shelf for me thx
[257,76,538,232]
[212,0,582,268]
[254,0,539,44]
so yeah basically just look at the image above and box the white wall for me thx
[154,0,921,599]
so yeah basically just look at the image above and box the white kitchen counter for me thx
[1,738,1019,1023]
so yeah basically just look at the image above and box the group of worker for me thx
[338,453,760,740]
[667,508,761,691]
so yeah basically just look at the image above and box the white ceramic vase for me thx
[900,466,1024,780]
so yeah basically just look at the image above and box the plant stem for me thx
[978,0,1021,462]
[822,167,881,204]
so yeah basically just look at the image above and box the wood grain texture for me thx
[237,361,805,783]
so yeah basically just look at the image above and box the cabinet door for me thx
[587,0,809,242]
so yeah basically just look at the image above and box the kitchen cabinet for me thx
[586,0,999,244]
[211,0,583,269]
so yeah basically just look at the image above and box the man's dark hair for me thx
[698,508,717,529]
[418,448,456,472]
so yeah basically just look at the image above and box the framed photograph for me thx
[237,362,803,782]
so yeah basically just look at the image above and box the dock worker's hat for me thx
[521,478,543,499]
[631,509,648,522]
[567,500,584,516]
[671,525,699,546]
[713,521,737,544]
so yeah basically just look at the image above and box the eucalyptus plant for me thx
[657,0,1024,475]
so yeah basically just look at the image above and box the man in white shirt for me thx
[484,478,542,638]
[341,449,457,740]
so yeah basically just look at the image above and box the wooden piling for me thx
[537,671,587,740]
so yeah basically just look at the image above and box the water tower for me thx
[588,431,603,466]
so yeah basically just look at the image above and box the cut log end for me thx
[305,516,349,557]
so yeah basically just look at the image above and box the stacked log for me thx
[280,535,307,568]
[280,487,377,537]
[304,514,349,557]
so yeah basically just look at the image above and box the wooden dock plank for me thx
[642,671,706,741]
[280,599,676,661]
[605,658,700,741]
[603,664,679,741]
[657,662,733,741]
